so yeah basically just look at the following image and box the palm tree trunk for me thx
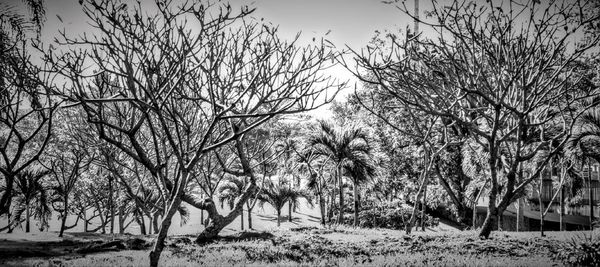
[277,209,281,227]
[25,201,30,233]
[319,193,326,226]
[328,188,335,223]
[353,181,359,227]
[288,201,293,222]
[337,165,344,224]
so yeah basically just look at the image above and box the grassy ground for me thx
[1,200,597,266]
[1,226,598,266]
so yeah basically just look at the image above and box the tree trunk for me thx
[353,181,359,227]
[516,198,524,232]
[149,194,184,267]
[327,189,334,223]
[240,206,244,231]
[319,193,326,226]
[288,201,293,222]
[560,185,565,231]
[151,211,160,234]
[119,205,125,234]
[25,201,30,233]
[137,212,146,235]
[0,174,15,216]
[539,168,545,237]
[109,177,114,234]
[421,183,427,231]
[59,197,68,237]
[277,209,281,227]
[247,206,253,229]
[479,205,497,239]
[588,158,594,230]
[83,212,88,232]
[337,165,344,224]
[200,209,204,226]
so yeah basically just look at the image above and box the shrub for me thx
[338,201,439,230]
[555,234,600,266]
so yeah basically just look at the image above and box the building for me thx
[474,159,599,231]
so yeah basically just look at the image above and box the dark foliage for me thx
[556,234,600,266]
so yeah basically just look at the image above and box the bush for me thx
[555,234,600,266]
[338,201,439,230]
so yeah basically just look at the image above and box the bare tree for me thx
[44,0,342,265]
[348,0,600,238]
[0,32,55,217]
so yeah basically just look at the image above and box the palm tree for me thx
[566,107,600,229]
[308,120,375,225]
[217,176,246,230]
[344,153,377,227]
[258,179,311,227]
[12,168,51,232]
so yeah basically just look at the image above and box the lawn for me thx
[1,201,597,267]
[1,227,595,266]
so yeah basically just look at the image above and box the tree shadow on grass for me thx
[294,212,322,223]
[255,214,303,224]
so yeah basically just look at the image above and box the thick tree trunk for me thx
[319,193,326,226]
[479,205,497,239]
[353,182,359,227]
[59,197,68,237]
[149,195,183,267]
[327,190,334,223]
[119,205,125,234]
[337,166,344,224]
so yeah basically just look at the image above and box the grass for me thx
[1,200,597,266]
[3,228,596,266]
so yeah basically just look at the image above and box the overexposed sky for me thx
[9,0,425,118]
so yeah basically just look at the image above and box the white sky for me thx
[9,0,430,118]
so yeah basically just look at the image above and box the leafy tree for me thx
[11,168,51,232]
[257,179,311,227]
[308,120,376,226]
[217,176,246,230]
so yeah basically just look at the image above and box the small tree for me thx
[308,120,374,224]
[258,179,311,227]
